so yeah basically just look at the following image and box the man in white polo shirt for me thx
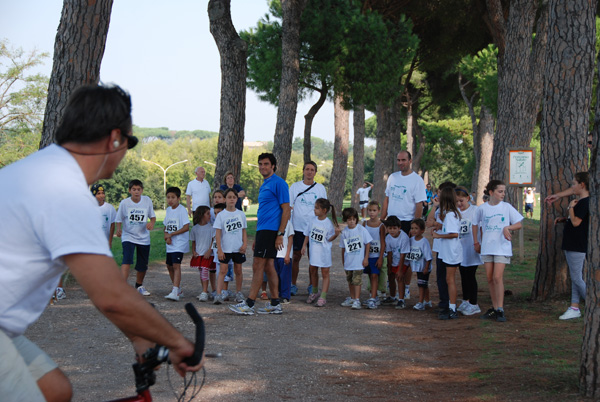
[186,166,211,217]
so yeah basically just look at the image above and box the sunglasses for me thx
[123,133,139,149]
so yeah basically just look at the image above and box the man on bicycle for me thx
[0,84,201,401]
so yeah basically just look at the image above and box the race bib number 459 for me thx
[344,237,362,253]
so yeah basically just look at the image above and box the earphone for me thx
[113,140,120,147]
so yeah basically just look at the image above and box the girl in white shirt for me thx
[301,198,341,307]
[190,206,214,301]
[473,180,523,323]
[432,187,462,319]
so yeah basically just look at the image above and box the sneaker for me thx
[290,284,298,296]
[55,287,66,300]
[224,275,233,282]
[395,300,406,310]
[377,290,385,298]
[178,289,184,297]
[221,291,230,302]
[351,299,362,310]
[424,301,433,308]
[413,302,425,311]
[404,287,410,300]
[457,300,469,313]
[439,308,459,320]
[257,302,282,314]
[375,297,382,306]
[559,307,581,320]
[381,296,396,305]
[165,289,179,301]
[281,298,291,304]
[260,290,269,300]
[480,308,497,320]
[213,295,223,305]
[341,297,354,307]
[307,284,313,294]
[316,297,327,307]
[137,286,150,296]
[227,290,236,299]
[209,291,216,300]
[366,298,377,309]
[229,300,255,315]
[306,293,319,304]
[496,309,507,322]
[198,292,209,302]
[235,291,245,303]
[463,303,481,316]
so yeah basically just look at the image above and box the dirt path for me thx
[26,251,580,401]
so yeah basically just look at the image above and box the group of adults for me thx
[185,166,247,216]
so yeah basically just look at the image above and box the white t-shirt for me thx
[190,222,213,255]
[339,225,373,270]
[356,187,371,203]
[458,205,482,267]
[186,179,211,211]
[362,221,384,258]
[213,209,247,253]
[438,211,462,266]
[431,210,442,253]
[303,217,336,268]
[98,202,116,240]
[525,192,535,203]
[385,171,427,220]
[115,196,156,245]
[406,237,433,273]
[289,181,327,233]
[0,145,112,337]
[385,231,410,267]
[164,204,190,253]
[276,220,295,259]
[474,201,523,257]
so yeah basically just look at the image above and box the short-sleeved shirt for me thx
[219,184,244,210]
[474,201,523,256]
[164,204,190,253]
[190,222,213,255]
[339,225,373,270]
[362,221,384,258]
[116,196,156,245]
[406,237,433,272]
[385,171,427,220]
[98,202,116,240]
[289,181,327,233]
[213,209,247,253]
[459,205,482,266]
[562,197,589,253]
[438,211,462,266]
[257,174,290,231]
[385,231,410,267]
[186,179,211,211]
[304,217,336,268]
[276,220,295,259]
[356,187,371,203]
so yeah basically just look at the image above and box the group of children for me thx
[108,178,523,323]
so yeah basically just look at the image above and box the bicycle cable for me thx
[165,363,206,402]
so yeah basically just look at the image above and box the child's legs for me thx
[166,264,174,283]
[321,268,331,295]
[491,262,506,308]
[388,271,397,297]
[436,257,449,308]
[200,266,209,292]
[275,258,292,299]
[484,261,496,306]
[460,265,478,304]
[233,263,242,292]
[445,265,458,305]
[403,266,412,287]
[417,272,428,303]
[120,241,135,280]
[209,271,216,291]
[378,261,388,293]
[350,270,362,299]
[459,265,469,300]
[134,244,150,285]
[565,250,586,307]
[309,266,319,292]
[370,274,379,298]
[172,263,181,288]
[396,266,407,298]
[217,263,228,293]
[121,264,131,280]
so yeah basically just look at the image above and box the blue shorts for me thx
[363,257,381,275]
[166,252,184,266]
[121,241,150,272]
[525,203,534,213]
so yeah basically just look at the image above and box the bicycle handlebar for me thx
[182,303,205,366]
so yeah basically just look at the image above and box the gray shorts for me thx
[0,331,57,401]
[481,255,511,264]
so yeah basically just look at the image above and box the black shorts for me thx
[525,203,534,213]
[359,200,368,209]
[219,252,246,264]
[166,252,184,265]
[254,230,278,259]
[400,220,412,236]
[293,231,307,251]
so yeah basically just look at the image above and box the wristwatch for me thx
[277,231,284,236]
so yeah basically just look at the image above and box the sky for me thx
[1,0,371,144]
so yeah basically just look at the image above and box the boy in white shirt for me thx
[275,219,294,303]
[163,187,190,301]
[115,179,156,296]
[383,216,410,309]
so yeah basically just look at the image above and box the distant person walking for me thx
[356,181,373,220]
[186,166,211,217]
[523,187,536,219]
[219,171,245,210]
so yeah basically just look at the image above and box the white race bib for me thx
[164,218,179,233]
[406,246,423,261]
[344,236,362,254]
[310,227,326,243]
[127,207,147,226]
[225,217,243,233]
[459,219,471,238]
[369,240,380,254]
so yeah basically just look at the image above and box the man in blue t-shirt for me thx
[230,153,290,315]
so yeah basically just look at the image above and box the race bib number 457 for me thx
[127,208,147,225]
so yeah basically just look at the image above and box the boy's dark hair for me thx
[128,179,143,190]
[383,215,401,228]
[303,161,318,172]
[193,206,210,225]
[223,188,238,198]
[55,84,133,146]
[411,218,426,231]
[438,181,457,190]
[258,153,277,171]
[575,171,589,189]
[166,186,181,198]
[213,203,226,211]
[342,207,359,222]
[367,200,380,209]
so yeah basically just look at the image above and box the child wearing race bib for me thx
[361,201,386,309]
[211,203,225,300]
[163,187,190,301]
[190,206,215,302]
[339,207,373,310]
[212,190,236,300]
[383,216,410,309]
[301,198,341,307]
[407,219,432,311]
[473,180,523,322]
[213,189,247,305]
[455,186,482,316]
[432,187,463,320]
[115,179,156,296]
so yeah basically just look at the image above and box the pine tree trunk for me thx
[303,83,328,165]
[476,105,494,205]
[532,0,593,303]
[485,0,548,204]
[329,94,349,214]
[39,0,114,148]
[208,0,247,189]
[272,0,307,180]
[352,105,366,210]
[373,99,402,206]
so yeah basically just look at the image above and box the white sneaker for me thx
[213,295,223,305]
[178,289,184,297]
[559,307,581,320]
[351,299,361,310]
[413,302,425,311]
[235,291,245,303]
[340,297,354,307]
[165,289,179,301]
[463,303,481,316]
[198,292,209,302]
[137,286,150,296]
[55,287,66,300]
[457,300,469,312]
[424,301,432,308]
[404,287,410,300]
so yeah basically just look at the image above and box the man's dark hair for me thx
[258,153,277,172]
[303,161,318,172]
[55,84,132,145]
[166,186,181,198]
[129,179,143,190]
